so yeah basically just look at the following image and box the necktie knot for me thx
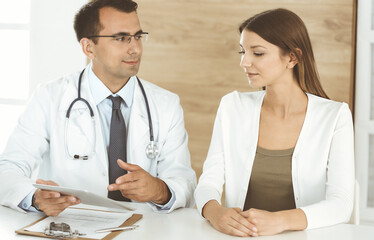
[108,96,122,110]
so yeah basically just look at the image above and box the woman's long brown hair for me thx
[239,8,329,99]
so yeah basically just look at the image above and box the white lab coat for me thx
[0,66,196,213]
[194,91,354,229]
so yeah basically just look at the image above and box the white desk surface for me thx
[1,203,374,240]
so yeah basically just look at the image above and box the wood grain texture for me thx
[136,0,355,178]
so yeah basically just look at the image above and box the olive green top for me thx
[243,146,296,212]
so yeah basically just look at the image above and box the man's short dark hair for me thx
[74,0,138,44]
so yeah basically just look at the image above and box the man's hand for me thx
[202,200,258,237]
[107,160,171,204]
[33,179,80,216]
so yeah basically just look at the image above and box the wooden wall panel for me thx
[136,0,355,178]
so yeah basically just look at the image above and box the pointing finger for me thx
[117,160,141,172]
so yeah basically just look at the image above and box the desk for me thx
[1,203,374,240]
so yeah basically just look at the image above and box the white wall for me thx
[355,0,374,223]
[0,0,88,152]
[29,0,87,92]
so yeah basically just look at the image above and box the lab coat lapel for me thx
[127,78,149,163]
[80,70,108,171]
[59,67,108,172]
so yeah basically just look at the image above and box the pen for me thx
[95,225,139,233]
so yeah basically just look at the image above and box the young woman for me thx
[194,8,354,237]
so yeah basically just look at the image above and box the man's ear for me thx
[80,38,95,60]
[287,48,302,69]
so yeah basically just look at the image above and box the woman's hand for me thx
[241,208,307,236]
[202,200,258,237]
[241,208,285,235]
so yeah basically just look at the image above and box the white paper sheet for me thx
[25,207,133,239]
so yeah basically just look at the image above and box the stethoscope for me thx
[64,68,159,160]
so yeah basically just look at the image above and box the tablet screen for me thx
[33,184,135,211]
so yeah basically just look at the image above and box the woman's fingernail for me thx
[253,227,258,232]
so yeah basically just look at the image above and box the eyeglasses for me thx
[87,32,148,44]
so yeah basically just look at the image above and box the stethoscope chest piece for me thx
[145,141,159,160]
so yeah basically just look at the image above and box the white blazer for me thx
[0,66,196,213]
[194,91,354,229]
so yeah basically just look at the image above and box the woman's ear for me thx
[287,48,302,69]
[80,38,95,60]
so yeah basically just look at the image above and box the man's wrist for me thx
[31,194,41,211]
[152,178,171,205]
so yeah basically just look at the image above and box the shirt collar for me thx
[88,63,135,108]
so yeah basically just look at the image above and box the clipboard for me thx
[15,213,142,240]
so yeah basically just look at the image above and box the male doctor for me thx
[0,0,196,216]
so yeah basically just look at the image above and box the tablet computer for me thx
[33,184,135,211]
